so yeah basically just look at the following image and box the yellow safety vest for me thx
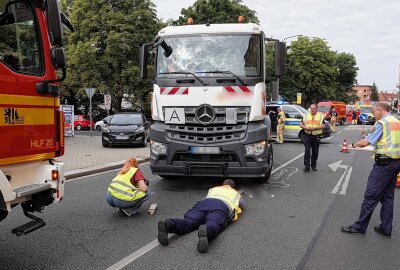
[206,186,242,221]
[278,112,285,124]
[374,115,400,159]
[108,167,145,201]
[303,112,324,135]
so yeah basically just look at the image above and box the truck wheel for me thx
[159,175,176,180]
[76,124,82,131]
[254,144,273,184]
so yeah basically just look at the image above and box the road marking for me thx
[106,239,160,270]
[331,166,348,194]
[271,153,304,174]
[337,130,343,134]
[339,166,353,195]
[326,136,333,140]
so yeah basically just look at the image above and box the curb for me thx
[64,157,151,180]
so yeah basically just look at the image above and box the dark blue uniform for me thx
[303,134,320,169]
[352,161,400,235]
[166,198,230,240]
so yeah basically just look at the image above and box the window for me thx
[283,106,302,119]
[0,2,42,75]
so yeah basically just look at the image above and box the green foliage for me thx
[173,0,259,25]
[279,37,359,107]
[60,0,160,115]
[370,81,379,101]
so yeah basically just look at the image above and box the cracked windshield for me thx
[157,34,261,77]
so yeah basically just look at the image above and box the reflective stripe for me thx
[108,185,137,199]
[108,167,145,201]
[374,115,400,159]
[111,180,134,190]
[304,112,324,135]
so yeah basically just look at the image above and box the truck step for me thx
[11,219,46,236]
[13,183,51,198]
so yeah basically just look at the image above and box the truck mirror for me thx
[51,47,66,69]
[46,0,63,46]
[140,44,151,79]
[275,42,287,77]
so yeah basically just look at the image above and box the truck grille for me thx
[165,106,249,144]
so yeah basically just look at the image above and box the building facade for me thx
[353,85,372,101]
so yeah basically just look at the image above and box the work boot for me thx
[197,225,208,253]
[311,166,317,171]
[303,167,310,173]
[158,220,170,246]
[374,226,391,238]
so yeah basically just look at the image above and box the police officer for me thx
[341,102,400,238]
[276,107,285,144]
[157,179,244,253]
[300,103,325,172]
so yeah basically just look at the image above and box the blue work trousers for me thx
[303,134,320,168]
[167,198,230,241]
[352,161,400,235]
[106,190,153,213]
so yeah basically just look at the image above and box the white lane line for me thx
[272,152,304,174]
[106,239,160,270]
[331,166,348,194]
[339,166,353,195]
[337,130,343,134]
[326,136,333,140]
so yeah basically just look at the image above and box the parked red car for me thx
[74,115,94,130]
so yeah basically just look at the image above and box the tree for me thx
[60,0,161,115]
[279,37,359,107]
[279,37,337,107]
[173,0,259,25]
[370,81,379,101]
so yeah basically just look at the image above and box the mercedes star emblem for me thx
[196,104,215,125]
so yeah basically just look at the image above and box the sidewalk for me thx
[57,135,150,179]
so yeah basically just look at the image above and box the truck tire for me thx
[254,144,273,184]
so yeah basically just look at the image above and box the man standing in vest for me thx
[157,179,243,253]
[341,102,400,238]
[300,103,325,172]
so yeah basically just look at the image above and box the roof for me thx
[158,23,263,36]
[379,92,397,102]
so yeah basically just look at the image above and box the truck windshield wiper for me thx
[201,70,248,86]
[159,71,208,86]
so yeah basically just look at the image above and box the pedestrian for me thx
[276,107,285,144]
[157,179,244,253]
[347,110,352,125]
[356,109,361,123]
[352,110,357,124]
[300,103,325,172]
[268,110,277,133]
[341,102,400,238]
[330,107,338,133]
[106,157,153,216]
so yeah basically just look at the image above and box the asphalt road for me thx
[1,125,400,270]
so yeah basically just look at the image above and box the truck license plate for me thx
[191,146,220,154]
[164,108,185,124]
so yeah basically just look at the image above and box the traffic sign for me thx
[85,88,96,99]
[359,113,368,121]
[104,94,111,105]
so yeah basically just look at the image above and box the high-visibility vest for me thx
[374,115,400,159]
[108,167,145,201]
[278,112,285,124]
[303,112,324,135]
[206,186,242,221]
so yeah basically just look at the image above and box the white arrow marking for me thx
[328,160,348,172]
[329,160,353,195]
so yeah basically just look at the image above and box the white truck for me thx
[140,20,286,183]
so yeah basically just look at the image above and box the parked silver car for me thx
[95,115,112,131]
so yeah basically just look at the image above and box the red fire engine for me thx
[0,0,73,235]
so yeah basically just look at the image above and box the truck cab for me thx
[0,0,72,235]
[140,20,286,183]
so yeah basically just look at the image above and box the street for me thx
[1,125,399,270]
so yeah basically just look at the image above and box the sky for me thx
[153,0,400,91]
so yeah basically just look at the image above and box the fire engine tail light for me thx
[51,170,59,181]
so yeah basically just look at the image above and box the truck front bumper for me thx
[149,121,272,178]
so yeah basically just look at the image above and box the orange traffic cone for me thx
[396,173,400,188]
[340,138,349,153]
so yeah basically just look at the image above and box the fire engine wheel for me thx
[254,144,273,184]
[76,124,82,131]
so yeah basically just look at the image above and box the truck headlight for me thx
[245,141,266,156]
[151,141,167,155]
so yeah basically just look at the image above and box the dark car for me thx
[102,112,150,147]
